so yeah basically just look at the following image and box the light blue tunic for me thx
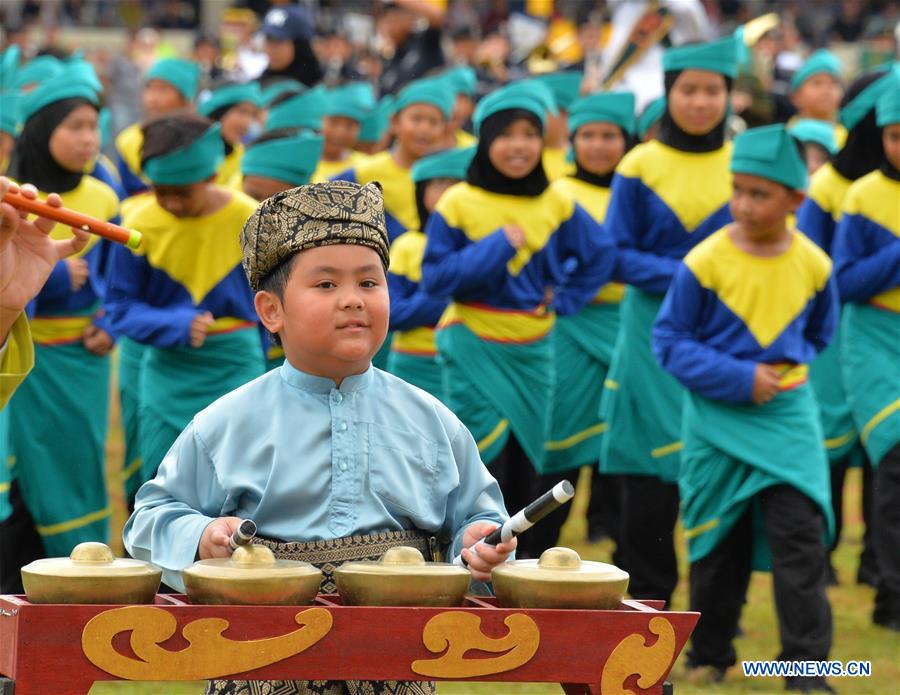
[123,362,509,590]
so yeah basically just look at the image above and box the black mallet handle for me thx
[228,519,257,552]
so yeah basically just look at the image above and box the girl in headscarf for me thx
[198,80,262,188]
[421,85,614,558]
[599,36,737,609]
[2,65,119,592]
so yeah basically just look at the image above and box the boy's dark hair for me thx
[257,254,299,347]
[141,112,214,168]
[268,89,306,109]
[248,127,302,148]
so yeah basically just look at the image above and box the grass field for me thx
[86,374,899,695]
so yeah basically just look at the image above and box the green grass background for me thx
[87,371,898,695]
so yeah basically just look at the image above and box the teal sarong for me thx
[680,384,834,568]
[118,337,147,501]
[841,303,900,467]
[599,288,685,482]
[436,323,553,470]
[0,408,11,522]
[809,327,859,461]
[387,350,446,402]
[139,328,264,480]
[8,342,111,556]
[545,303,619,473]
[372,333,392,371]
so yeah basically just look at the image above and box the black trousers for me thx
[618,474,679,607]
[873,444,900,622]
[829,450,879,581]
[586,471,622,542]
[688,484,832,669]
[0,481,45,594]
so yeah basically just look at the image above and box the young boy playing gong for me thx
[124,180,514,695]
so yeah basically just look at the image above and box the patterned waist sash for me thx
[253,529,433,595]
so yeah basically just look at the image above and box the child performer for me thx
[115,58,201,196]
[354,94,394,156]
[599,37,736,607]
[796,67,897,587]
[421,85,614,558]
[241,130,325,371]
[3,66,119,589]
[544,92,635,551]
[833,79,900,631]
[310,82,375,182]
[334,79,452,243]
[387,146,473,399]
[789,119,838,175]
[124,181,514,695]
[197,80,262,187]
[788,50,846,148]
[106,114,264,487]
[654,124,836,691]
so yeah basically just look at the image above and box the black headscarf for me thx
[832,70,889,182]
[571,127,637,188]
[8,97,95,194]
[657,70,733,153]
[260,38,323,88]
[466,109,549,197]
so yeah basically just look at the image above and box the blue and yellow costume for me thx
[544,92,633,472]
[311,82,375,183]
[387,147,474,400]
[106,124,264,484]
[787,49,848,148]
[6,66,120,557]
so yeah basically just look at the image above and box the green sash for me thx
[680,384,834,568]
[599,288,685,482]
[0,408,10,523]
[436,323,553,471]
[545,303,619,472]
[841,304,900,467]
[118,338,147,501]
[139,328,264,480]
[372,334,392,371]
[387,350,446,403]
[808,327,859,461]
[9,342,111,556]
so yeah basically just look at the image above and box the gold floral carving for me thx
[411,612,540,678]
[81,606,333,680]
[600,616,676,695]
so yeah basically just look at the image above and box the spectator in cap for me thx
[259,4,323,89]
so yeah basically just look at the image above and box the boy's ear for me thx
[254,290,284,336]
[789,189,806,212]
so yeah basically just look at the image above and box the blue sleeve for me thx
[104,245,198,347]
[803,275,839,354]
[90,162,127,200]
[550,204,616,316]
[796,197,835,253]
[420,211,517,297]
[387,272,447,331]
[385,210,406,245]
[653,264,757,403]
[38,260,71,301]
[606,173,680,294]
[833,213,900,303]
[330,168,357,183]
[123,421,226,591]
[116,152,149,197]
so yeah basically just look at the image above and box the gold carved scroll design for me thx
[600,616,677,695]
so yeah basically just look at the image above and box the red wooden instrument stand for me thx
[0,594,698,694]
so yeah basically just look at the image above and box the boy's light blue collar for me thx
[280,360,373,394]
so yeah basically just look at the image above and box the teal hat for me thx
[731,124,807,191]
[65,58,103,94]
[411,146,475,183]
[442,65,477,97]
[323,82,376,122]
[260,79,305,107]
[391,79,454,120]
[358,95,394,143]
[637,96,666,139]
[145,57,200,101]
[472,83,548,135]
[98,107,112,149]
[505,79,558,116]
[198,82,262,117]
[875,72,900,126]
[568,91,636,135]
[533,71,583,111]
[788,118,838,154]
[840,64,900,130]
[242,131,324,185]
[0,92,21,137]
[20,62,100,123]
[265,86,325,131]
[143,123,225,185]
[0,45,21,91]
[662,36,738,79]
[12,55,63,91]
[790,49,842,91]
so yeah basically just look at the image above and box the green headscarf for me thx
[358,95,394,143]
[391,78,454,120]
[662,35,739,78]
[260,79,305,107]
[790,49,842,91]
[242,131,323,185]
[198,82,262,117]
[143,123,225,185]
[146,57,200,101]
[637,96,666,139]
[568,91,636,135]
[266,86,326,131]
[875,72,900,126]
[788,118,838,154]
[12,55,63,91]
[731,124,807,191]
[411,146,475,183]
[533,71,583,111]
[323,82,376,122]
[20,62,100,122]
[472,83,547,135]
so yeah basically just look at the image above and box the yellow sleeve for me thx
[0,313,34,410]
